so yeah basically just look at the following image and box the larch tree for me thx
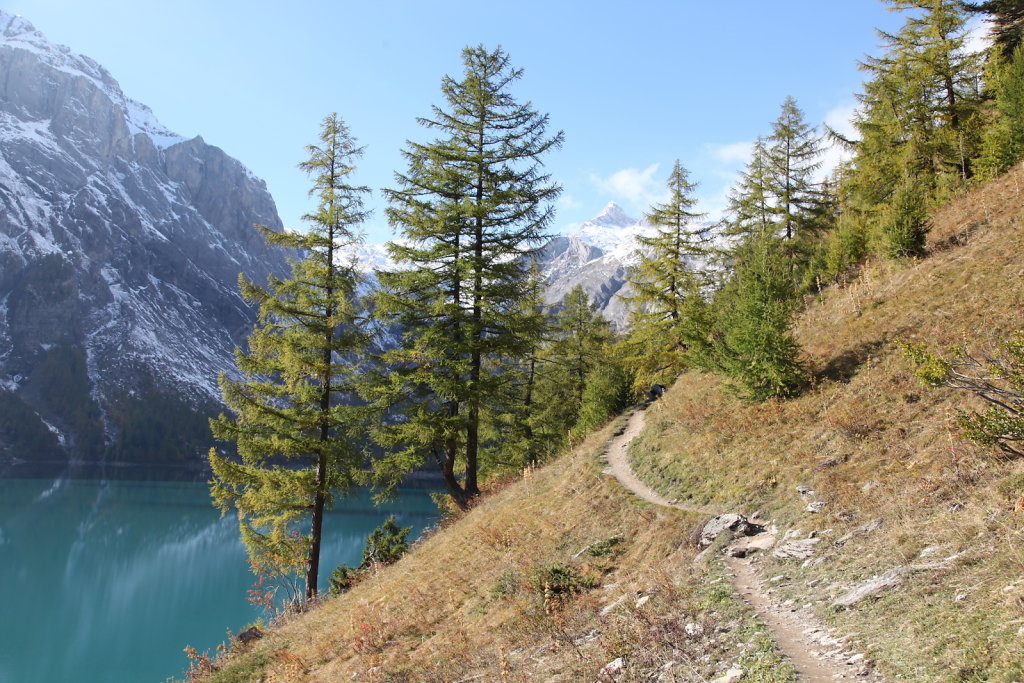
[533,285,615,441]
[625,160,712,390]
[843,0,984,256]
[723,139,776,243]
[765,96,823,244]
[370,45,562,510]
[208,114,369,602]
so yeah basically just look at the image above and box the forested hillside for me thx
[189,1,1024,679]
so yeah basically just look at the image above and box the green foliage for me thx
[0,391,62,459]
[902,333,1024,456]
[362,515,412,567]
[883,180,929,258]
[490,569,521,600]
[979,43,1024,177]
[209,113,370,601]
[370,45,562,510]
[529,286,617,449]
[625,160,715,392]
[327,516,412,596]
[571,360,631,439]
[710,236,806,402]
[531,562,592,598]
[327,563,359,596]
[966,0,1024,61]
[585,534,623,558]
[765,96,824,244]
[840,0,983,257]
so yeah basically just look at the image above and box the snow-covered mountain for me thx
[537,202,656,327]
[0,12,290,465]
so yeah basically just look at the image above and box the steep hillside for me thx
[189,168,1024,681]
[0,12,289,466]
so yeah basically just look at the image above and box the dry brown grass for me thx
[199,165,1024,682]
[202,420,794,682]
[630,165,1024,680]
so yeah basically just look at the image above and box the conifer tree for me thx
[843,0,983,253]
[711,235,806,401]
[979,43,1024,175]
[765,96,823,243]
[208,114,369,601]
[966,0,1024,61]
[723,139,776,242]
[533,286,614,440]
[371,45,562,510]
[625,161,712,389]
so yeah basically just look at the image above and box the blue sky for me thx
[5,1,946,242]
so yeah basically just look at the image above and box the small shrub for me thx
[490,569,521,600]
[531,562,592,599]
[902,333,1024,457]
[362,515,412,567]
[328,564,361,596]
[585,534,623,557]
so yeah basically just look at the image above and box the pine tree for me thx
[625,160,712,390]
[371,45,562,510]
[979,43,1024,175]
[765,96,823,243]
[843,0,983,249]
[208,114,369,602]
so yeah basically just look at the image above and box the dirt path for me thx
[603,406,881,682]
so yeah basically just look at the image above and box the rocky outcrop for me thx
[0,12,289,465]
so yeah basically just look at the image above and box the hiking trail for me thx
[603,405,883,682]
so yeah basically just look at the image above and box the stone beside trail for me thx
[601,405,885,681]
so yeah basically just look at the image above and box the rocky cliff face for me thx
[0,12,289,465]
[536,202,655,328]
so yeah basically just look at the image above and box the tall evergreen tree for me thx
[765,96,823,243]
[208,114,370,601]
[978,42,1024,175]
[371,45,562,510]
[710,235,806,401]
[844,0,983,242]
[625,160,712,389]
[532,286,614,441]
[723,139,776,242]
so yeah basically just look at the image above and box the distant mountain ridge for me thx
[0,11,289,465]
[537,202,655,327]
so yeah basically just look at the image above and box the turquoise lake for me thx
[0,477,438,682]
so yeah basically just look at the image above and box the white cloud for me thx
[708,140,754,166]
[589,163,663,205]
[964,16,992,56]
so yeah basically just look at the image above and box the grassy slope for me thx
[632,165,1024,680]
[198,166,1024,682]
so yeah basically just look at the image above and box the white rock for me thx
[711,668,745,683]
[600,657,626,676]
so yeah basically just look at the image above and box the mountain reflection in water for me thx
[0,475,438,683]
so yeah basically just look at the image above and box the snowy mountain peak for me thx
[0,9,184,149]
[2,12,38,39]
[567,202,652,255]
[590,201,636,229]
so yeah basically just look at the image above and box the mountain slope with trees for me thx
[192,160,1024,681]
